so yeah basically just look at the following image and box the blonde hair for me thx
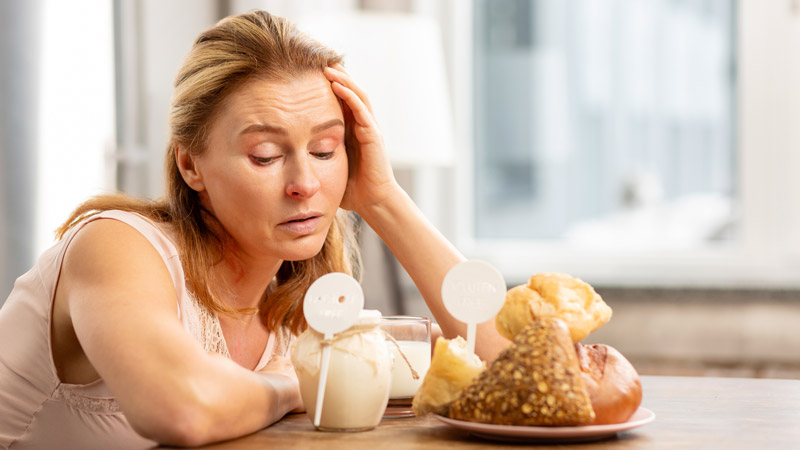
[57,11,360,335]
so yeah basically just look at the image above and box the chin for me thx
[279,235,328,262]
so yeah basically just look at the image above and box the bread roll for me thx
[449,318,595,426]
[496,272,612,343]
[412,336,485,416]
[576,343,642,425]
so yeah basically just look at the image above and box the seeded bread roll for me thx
[449,318,595,426]
[412,336,485,417]
[496,272,612,343]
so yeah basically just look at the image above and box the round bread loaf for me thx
[575,343,642,425]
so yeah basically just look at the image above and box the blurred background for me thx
[1,0,799,378]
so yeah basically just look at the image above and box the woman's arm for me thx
[59,219,301,446]
[358,189,510,362]
[324,66,510,362]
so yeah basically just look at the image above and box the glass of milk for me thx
[379,315,431,418]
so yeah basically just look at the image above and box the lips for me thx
[279,212,323,235]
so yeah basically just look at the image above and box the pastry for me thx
[411,336,485,416]
[495,272,612,343]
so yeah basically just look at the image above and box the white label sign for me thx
[303,272,364,335]
[441,260,506,354]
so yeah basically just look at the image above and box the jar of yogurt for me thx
[291,309,392,431]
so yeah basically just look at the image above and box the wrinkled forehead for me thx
[212,72,342,134]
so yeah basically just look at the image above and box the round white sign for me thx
[441,260,506,324]
[303,272,364,335]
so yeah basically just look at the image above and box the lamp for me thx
[296,12,455,169]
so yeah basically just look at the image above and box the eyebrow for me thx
[239,119,344,136]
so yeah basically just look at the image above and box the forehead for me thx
[217,73,341,130]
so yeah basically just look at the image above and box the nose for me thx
[285,154,321,199]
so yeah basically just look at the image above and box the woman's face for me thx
[191,73,348,262]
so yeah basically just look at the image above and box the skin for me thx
[50,67,509,447]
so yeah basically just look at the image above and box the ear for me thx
[175,144,205,192]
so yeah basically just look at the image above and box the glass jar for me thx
[291,309,391,431]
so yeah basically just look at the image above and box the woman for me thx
[0,10,508,449]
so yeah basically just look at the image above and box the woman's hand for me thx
[258,356,304,413]
[324,64,400,215]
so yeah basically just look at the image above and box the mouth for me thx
[279,212,323,235]
[281,212,322,224]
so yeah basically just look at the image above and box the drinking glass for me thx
[379,315,431,418]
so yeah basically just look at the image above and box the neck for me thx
[213,243,283,312]
[200,205,283,311]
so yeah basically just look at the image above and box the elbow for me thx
[127,393,217,447]
[158,406,215,447]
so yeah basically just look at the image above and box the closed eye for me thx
[251,155,279,165]
[312,152,335,160]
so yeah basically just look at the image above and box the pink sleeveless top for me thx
[0,211,292,449]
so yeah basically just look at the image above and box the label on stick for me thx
[441,260,506,354]
[442,260,506,324]
[303,272,364,335]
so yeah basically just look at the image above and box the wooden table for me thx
[181,376,800,449]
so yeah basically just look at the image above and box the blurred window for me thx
[473,0,736,250]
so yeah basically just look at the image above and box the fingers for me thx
[324,66,375,115]
[329,81,381,142]
[261,356,296,377]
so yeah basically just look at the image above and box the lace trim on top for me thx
[52,386,121,414]
[184,292,231,358]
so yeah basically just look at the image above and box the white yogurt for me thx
[292,310,392,431]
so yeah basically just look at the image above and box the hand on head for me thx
[323,64,400,216]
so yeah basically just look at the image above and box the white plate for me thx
[434,407,655,443]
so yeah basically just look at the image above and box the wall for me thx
[591,288,800,378]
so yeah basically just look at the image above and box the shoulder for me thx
[70,215,152,249]
[68,210,179,260]
[61,217,175,294]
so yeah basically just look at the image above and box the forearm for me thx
[359,188,509,362]
[199,356,301,443]
[127,353,300,447]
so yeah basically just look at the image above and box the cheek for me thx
[203,162,274,206]
[205,166,242,198]
[327,158,349,197]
